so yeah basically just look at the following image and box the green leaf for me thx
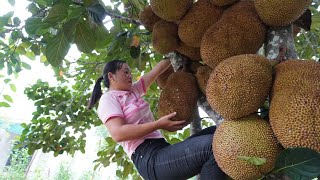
[94,25,110,48]
[34,0,47,7]
[238,156,267,166]
[74,20,96,53]
[44,4,68,25]
[10,83,16,92]
[3,95,13,103]
[0,102,10,107]
[25,18,43,35]
[63,18,80,41]
[27,3,40,15]
[30,44,40,55]
[311,13,320,30]
[46,31,70,67]
[13,17,21,26]
[4,79,11,84]
[0,11,14,28]
[274,148,320,179]
[22,62,31,70]
[8,0,15,6]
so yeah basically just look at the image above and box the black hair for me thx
[87,59,126,110]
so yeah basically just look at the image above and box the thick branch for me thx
[265,25,298,60]
[197,95,224,125]
[104,9,141,25]
[190,107,202,135]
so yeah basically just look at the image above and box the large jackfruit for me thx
[178,0,223,47]
[152,20,179,54]
[139,5,161,32]
[158,70,199,122]
[201,1,266,69]
[176,42,202,61]
[213,115,282,180]
[254,0,312,26]
[206,54,272,119]
[209,0,239,7]
[269,60,320,152]
[150,0,193,22]
[195,65,212,95]
[156,66,174,89]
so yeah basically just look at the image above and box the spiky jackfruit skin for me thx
[176,42,202,61]
[152,20,179,54]
[195,65,212,95]
[254,0,312,27]
[139,5,161,32]
[158,71,199,122]
[178,0,223,47]
[269,60,320,152]
[213,115,282,180]
[271,60,320,95]
[150,0,193,22]
[206,54,272,119]
[209,0,239,7]
[200,1,266,69]
[156,66,174,89]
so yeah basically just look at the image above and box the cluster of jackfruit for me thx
[139,0,310,62]
[138,1,318,179]
[210,58,320,180]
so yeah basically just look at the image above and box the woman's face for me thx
[109,63,133,91]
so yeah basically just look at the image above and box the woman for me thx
[88,59,226,180]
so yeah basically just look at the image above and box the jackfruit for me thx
[178,0,223,47]
[213,114,282,180]
[176,42,202,61]
[254,0,312,26]
[269,60,320,152]
[139,5,161,32]
[152,20,179,54]
[158,70,199,122]
[201,1,266,69]
[156,66,174,89]
[209,0,239,7]
[206,54,272,119]
[195,65,212,95]
[150,0,193,22]
[271,60,319,95]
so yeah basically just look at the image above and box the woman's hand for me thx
[156,112,187,132]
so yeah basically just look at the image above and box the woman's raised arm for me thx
[142,59,171,90]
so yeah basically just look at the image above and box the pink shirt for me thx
[97,78,163,157]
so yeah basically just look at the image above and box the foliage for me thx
[53,161,72,180]
[0,147,31,180]
[0,0,320,179]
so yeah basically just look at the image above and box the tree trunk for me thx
[198,95,224,125]
[265,25,298,60]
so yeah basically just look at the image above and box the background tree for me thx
[0,0,320,179]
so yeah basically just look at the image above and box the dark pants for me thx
[131,126,226,180]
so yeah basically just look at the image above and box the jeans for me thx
[131,126,226,180]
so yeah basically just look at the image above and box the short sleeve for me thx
[132,78,146,97]
[97,93,124,123]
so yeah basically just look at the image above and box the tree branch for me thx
[197,95,224,125]
[265,25,298,61]
[104,9,141,25]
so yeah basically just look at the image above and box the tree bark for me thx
[265,25,298,60]
[198,95,224,126]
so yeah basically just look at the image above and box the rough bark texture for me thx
[265,25,298,60]
[198,95,224,125]
[190,107,202,135]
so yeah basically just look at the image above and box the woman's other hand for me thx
[157,112,187,132]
